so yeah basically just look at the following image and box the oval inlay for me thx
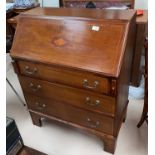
[52,37,67,47]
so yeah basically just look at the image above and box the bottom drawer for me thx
[25,93,114,135]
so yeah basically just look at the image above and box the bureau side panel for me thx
[114,14,136,137]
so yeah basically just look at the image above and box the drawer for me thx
[25,93,114,135]
[17,60,111,95]
[19,76,115,116]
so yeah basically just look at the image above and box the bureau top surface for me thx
[21,7,135,21]
[11,8,136,77]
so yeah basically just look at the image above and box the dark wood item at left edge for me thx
[6,10,15,36]
[10,8,136,154]
[17,146,47,155]
[7,3,40,36]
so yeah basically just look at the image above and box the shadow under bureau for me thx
[10,8,136,154]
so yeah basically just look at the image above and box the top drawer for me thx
[17,60,112,95]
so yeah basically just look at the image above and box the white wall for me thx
[38,0,148,9]
[38,0,59,7]
[134,0,148,9]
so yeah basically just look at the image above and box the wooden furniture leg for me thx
[30,112,42,127]
[123,100,128,123]
[137,38,148,128]
[123,107,127,123]
[103,137,116,154]
[137,107,148,127]
[137,79,148,127]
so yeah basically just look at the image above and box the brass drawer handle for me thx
[25,66,37,75]
[29,83,42,92]
[83,79,99,89]
[35,102,46,110]
[87,118,100,128]
[85,97,100,106]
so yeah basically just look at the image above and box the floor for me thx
[6,56,148,155]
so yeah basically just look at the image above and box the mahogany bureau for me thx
[10,8,136,154]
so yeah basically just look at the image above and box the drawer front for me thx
[19,76,115,116]
[25,93,113,135]
[17,60,111,95]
